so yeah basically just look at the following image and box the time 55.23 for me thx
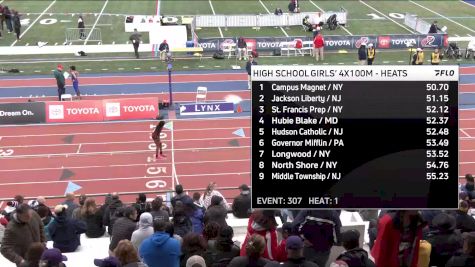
[426,172,449,180]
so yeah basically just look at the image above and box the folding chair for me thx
[196,86,207,103]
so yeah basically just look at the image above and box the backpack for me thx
[213,50,225,59]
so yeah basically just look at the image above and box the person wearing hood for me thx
[131,212,154,250]
[140,220,181,267]
[204,195,228,229]
[232,184,251,218]
[109,206,138,254]
[114,240,148,267]
[240,210,278,261]
[426,212,462,267]
[48,204,87,253]
[103,192,123,235]
[1,204,46,266]
[190,192,205,234]
[292,210,341,267]
[330,230,375,267]
[171,184,193,210]
[358,43,367,65]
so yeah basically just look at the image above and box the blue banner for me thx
[179,102,235,116]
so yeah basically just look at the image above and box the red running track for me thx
[0,118,250,205]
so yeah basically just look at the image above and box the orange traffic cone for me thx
[236,104,242,113]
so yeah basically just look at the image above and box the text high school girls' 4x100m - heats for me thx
[251,65,459,210]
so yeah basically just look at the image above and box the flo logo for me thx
[421,35,436,47]
[355,37,369,48]
[378,36,390,48]
[49,105,64,120]
[106,103,120,117]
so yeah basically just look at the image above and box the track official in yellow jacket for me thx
[431,48,442,65]
[367,43,376,65]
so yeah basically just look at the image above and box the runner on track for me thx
[152,120,166,159]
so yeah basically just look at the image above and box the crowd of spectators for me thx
[1,177,475,267]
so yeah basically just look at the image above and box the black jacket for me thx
[205,240,240,266]
[204,205,228,228]
[150,210,170,223]
[173,214,192,238]
[232,193,251,218]
[427,230,462,267]
[159,42,169,51]
[13,15,20,30]
[103,199,123,235]
[358,46,367,60]
[237,38,247,49]
[292,210,342,251]
[171,193,192,209]
[454,210,475,233]
[335,248,375,267]
[109,217,137,251]
[228,256,271,267]
[246,61,257,75]
[446,254,475,267]
[49,214,87,253]
[84,210,105,238]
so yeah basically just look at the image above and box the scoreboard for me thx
[251,65,459,209]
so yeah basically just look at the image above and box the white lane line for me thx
[0,172,250,186]
[461,129,472,137]
[1,136,249,149]
[171,121,179,187]
[208,0,223,38]
[11,0,57,47]
[84,0,109,45]
[0,159,250,173]
[76,144,82,153]
[359,0,415,33]
[0,126,250,138]
[0,145,251,159]
[460,0,475,8]
[410,0,475,33]
[259,0,289,37]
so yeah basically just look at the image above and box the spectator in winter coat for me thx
[150,197,169,223]
[371,210,425,267]
[18,242,45,267]
[81,198,106,238]
[204,195,228,229]
[245,55,257,90]
[358,43,367,65]
[37,205,54,241]
[266,236,319,267]
[331,230,375,267]
[49,204,87,253]
[1,204,46,266]
[446,231,475,267]
[114,240,148,267]
[232,184,251,219]
[426,212,462,267]
[171,184,193,210]
[103,192,123,235]
[241,210,278,261]
[12,11,20,41]
[292,210,342,267]
[454,200,475,233]
[140,220,181,267]
[191,192,205,234]
[131,212,154,250]
[201,182,229,210]
[109,206,138,254]
[173,203,193,238]
[229,234,273,267]
[134,193,151,222]
[72,194,87,220]
[203,221,220,244]
[180,233,208,267]
[205,225,240,266]
[61,193,79,219]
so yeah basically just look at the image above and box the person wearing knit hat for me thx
[39,248,67,267]
[53,64,66,101]
[186,255,206,267]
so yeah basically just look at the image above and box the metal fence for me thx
[65,28,102,43]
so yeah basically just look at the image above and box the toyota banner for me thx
[197,34,447,52]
